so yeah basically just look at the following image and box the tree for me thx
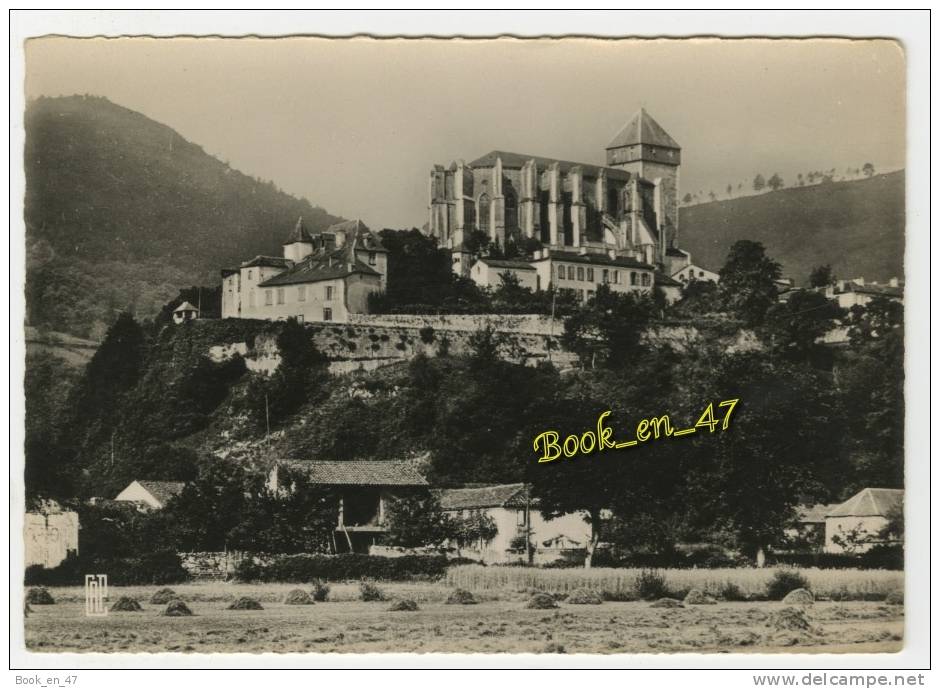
[382,492,454,548]
[717,240,782,326]
[809,264,834,287]
[863,162,875,177]
[561,285,656,369]
[682,193,693,204]
[227,466,338,554]
[762,290,844,366]
[753,174,766,191]
[767,173,784,191]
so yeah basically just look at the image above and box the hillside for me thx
[678,172,905,285]
[25,95,344,338]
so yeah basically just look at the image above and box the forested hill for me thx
[679,171,905,285]
[25,95,344,338]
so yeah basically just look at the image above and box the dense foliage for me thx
[25,95,343,338]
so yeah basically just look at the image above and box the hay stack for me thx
[767,606,812,632]
[650,597,684,609]
[526,593,558,609]
[163,599,193,617]
[388,599,419,612]
[684,589,718,605]
[150,588,178,605]
[445,588,478,605]
[110,596,143,612]
[566,588,603,605]
[26,587,55,605]
[284,589,314,605]
[782,588,814,606]
[227,597,264,610]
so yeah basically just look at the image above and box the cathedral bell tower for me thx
[606,109,681,261]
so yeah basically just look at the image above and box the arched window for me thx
[504,186,518,230]
[478,193,491,233]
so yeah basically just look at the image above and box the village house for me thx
[671,261,720,285]
[824,487,903,553]
[433,483,592,565]
[221,218,388,323]
[172,301,199,324]
[788,502,841,551]
[822,278,904,310]
[25,501,79,569]
[114,480,186,510]
[469,257,538,291]
[267,460,428,554]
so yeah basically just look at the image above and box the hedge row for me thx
[234,553,450,582]
[768,546,903,570]
[24,549,189,586]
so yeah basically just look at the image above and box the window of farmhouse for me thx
[325,285,334,301]
[576,267,584,281]
[298,285,306,302]
[630,271,638,286]
[323,307,333,321]
[265,289,273,305]
[587,268,594,282]
[557,265,565,280]
[642,273,651,286]
[567,266,575,280]
[602,269,609,283]
[613,270,620,284]
[368,252,376,266]
[516,510,526,526]
[276,288,285,305]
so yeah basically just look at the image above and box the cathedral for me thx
[427,109,691,280]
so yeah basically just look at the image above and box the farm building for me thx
[788,502,841,550]
[268,460,429,554]
[114,480,185,510]
[434,483,592,565]
[824,487,903,553]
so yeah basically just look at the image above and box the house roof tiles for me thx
[827,488,903,518]
[279,460,428,486]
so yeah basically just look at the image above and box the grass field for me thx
[25,581,904,654]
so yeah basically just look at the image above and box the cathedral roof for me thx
[468,151,632,181]
[607,108,681,150]
[283,216,315,245]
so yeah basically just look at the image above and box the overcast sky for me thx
[26,37,905,230]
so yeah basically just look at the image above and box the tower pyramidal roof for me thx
[607,108,680,150]
[283,216,315,245]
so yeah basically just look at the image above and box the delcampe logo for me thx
[84,574,108,617]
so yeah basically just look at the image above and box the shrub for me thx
[388,599,419,611]
[243,553,448,582]
[600,589,638,602]
[26,587,55,605]
[233,558,265,583]
[419,327,435,344]
[25,550,188,586]
[359,581,386,602]
[635,569,670,601]
[284,589,313,605]
[885,589,904,605]
[311,579,331,602]
[163,599,193,616]
[227,597,264,610]
[566,588,602,605]
[543,642,566,653]
[766,569,811,601]
[150,588,178,604]
[445,588,478,605]
[717,581,747,602]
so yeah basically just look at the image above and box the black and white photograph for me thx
[10,10,931,672]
